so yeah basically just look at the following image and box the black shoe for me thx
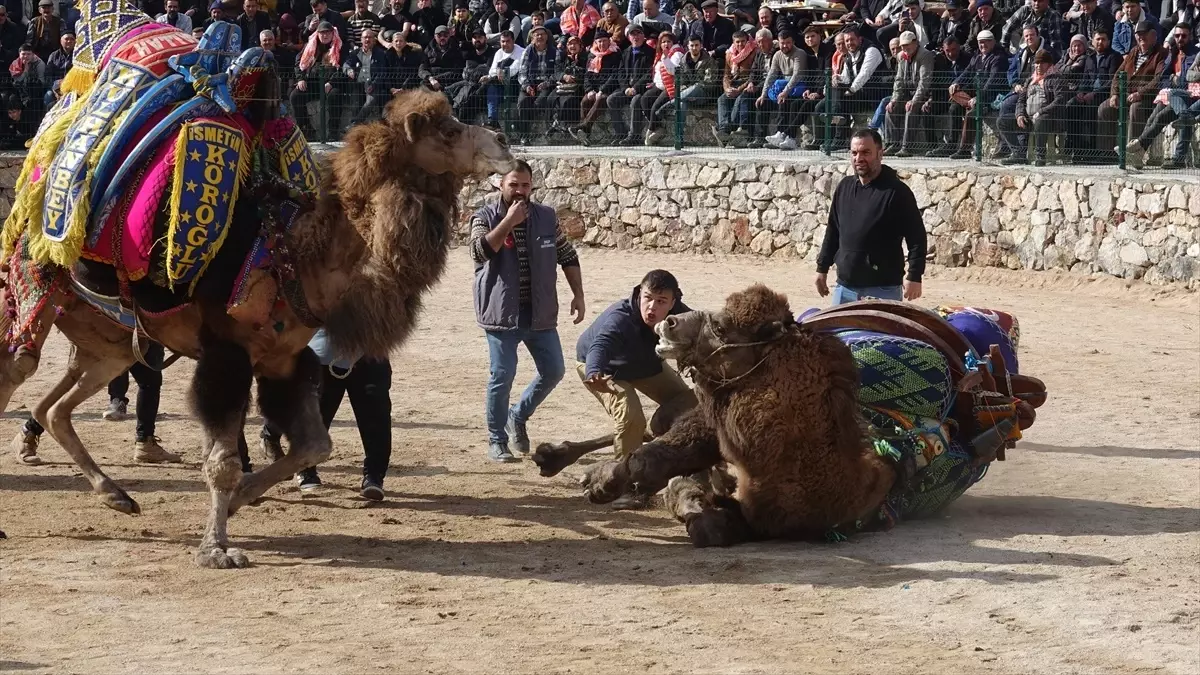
[296,468,322,493]
[802,141,822,151]
[360,476,385,501]
[949,149,972,160]
[925,144,954,157]
[1161,158,1185,169]
[506,413,530,454]
[1000,155,1027,165]
[487,442,519,463]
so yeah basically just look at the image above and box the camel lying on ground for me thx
[548,287,1046,546]
[0,88,516,567]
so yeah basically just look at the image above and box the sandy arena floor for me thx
[1,250,1197,675]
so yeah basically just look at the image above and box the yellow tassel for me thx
[164,124,190,291]
[0,96,84,258]
[59,68,97,98]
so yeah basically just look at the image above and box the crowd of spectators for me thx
[2,0,1198,165]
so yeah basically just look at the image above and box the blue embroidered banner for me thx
[278,123,320,195]
[166,118,247,293]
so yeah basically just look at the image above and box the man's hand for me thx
[949,83,959,95]
[1108,95,1117,108]
[921,100,931,113]
[906,100,914,112]
[626,87,636,96]
[755,94,766,107]
[297,80,308,91]
[503,198,528,227]
[583,372,619,393]
[347,68,356,79]
[1128,91,1141,103]
[570,293,586,324]
[886,99,895,113]
[903,279,922,301]
[778,90,789,103]
[429,78,441,90]
[324,82,333,94]
[1017,114,1027,129]
[526,85,537,96]
[814,272,830,297]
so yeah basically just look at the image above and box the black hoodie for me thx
[576,285,692,381]
[816,164,927,288]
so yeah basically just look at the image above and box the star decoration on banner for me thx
[185,180,198,192]
[188,149,202,162]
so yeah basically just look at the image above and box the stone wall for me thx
[457,154,1200,287]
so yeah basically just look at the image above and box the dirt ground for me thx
[1,249,1197,675]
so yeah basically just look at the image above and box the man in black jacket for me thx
[605,24,654,143]
[815,128,926,306]
[575,269,697,505]
[420,24,465,93]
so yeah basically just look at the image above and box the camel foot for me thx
[581,460,630,504]
[95,481,141,515]
[0,529,6,539]
[195,545,250,569]
[684,508,748,548]
[531,441,576,477]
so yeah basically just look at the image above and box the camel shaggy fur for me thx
[577,284,909,546]
[0,89,516,567]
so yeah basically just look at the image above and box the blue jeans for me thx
[716,91,754,131]
[485,316,566,444]
[830,284,903,306]
[870,95,891,130]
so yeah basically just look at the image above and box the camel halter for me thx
[683,314,791,391]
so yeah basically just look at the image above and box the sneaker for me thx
[645,129,665,146]
[487,442,519,463]
[711,125,730,147]
[764,131,786,147]
[506,413,530,455]
[360,476,385,501]
[103,398,128,422]
[133,436,182,463]
[1123,140,1145,168]
[296,468,322,492]
[11,427,41,465]
[777,136,797,150]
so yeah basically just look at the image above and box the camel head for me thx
[378,88,517,178]
[656,284,794,386]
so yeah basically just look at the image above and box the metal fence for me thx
[293,66,1199,173]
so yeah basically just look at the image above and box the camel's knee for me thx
[203,450,245,492]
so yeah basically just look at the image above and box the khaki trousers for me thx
[575,362,697,459]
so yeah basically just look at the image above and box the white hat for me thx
[899,30,917,45]
[977,29,995,41]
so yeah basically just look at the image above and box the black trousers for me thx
[263,357,393,481]
[25,342,164,441]
[515,87,555,135]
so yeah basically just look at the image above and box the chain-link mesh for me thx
[277,64,1198,172]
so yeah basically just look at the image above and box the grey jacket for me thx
[471,199,563,332]
[892,47,935,104]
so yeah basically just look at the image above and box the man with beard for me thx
[815,128,926,307]
[448,27,495,121]
[420,24,465,92]
[155,0,192,33]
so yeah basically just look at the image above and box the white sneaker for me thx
[765,131,786,146]
[777,136,798,150]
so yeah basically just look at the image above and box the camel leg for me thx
[664,474,756,548]
[532,388,699,477]
[39,336,141,513]
[189,333,253,569]
[229,347,330,513]
[0,292,65,412]
[581,407,721,504]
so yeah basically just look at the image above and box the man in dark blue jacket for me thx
[575,269,697,470]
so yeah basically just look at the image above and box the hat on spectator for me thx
[945,0,959,8]
[470,26,486,36]
[37,0,52,7]
[381,28,396,40]
[434,24,449,33]
[626,23,644,34]
[976,29,995,40]
[1070,33,1087,44]
[1034,48,1054,63]
[208,0,222,9]
[898,30,917,44]
[530,24,548,34]
[975,0,993,7]
[595,27,611,38]
[1134,19,1155,33]
[317,20,333,31]
[700,0,718,7]
[903,0,919,6]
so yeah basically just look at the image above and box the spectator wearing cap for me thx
[937,0,972,48]
[447,27,495,120]
[605,23,654,143]
[342,0,382,48]
[1066,0,1116,46]
[688,0,734,62]
[1123,22,1197,169]
[483,0,522,46]
[547,34,587,135]
[1096,18,1167,158]
[967,0,1005,54]
[41,28,67,106]
[885,30,935,155]
[1003,0,1067,57]
[446,1,480,52]
[156,0,192,33]
[925,33,972,155]
[567,27,621,142]
[757,28,808,150]
[25,0,60,61]
[1000,48,1065,164]
[290,19,344,137]
[878,0,940,49]
[237,0,273,50]
[945,28,1009,159]
[420,24,465,91]
[1112,0,1158,55]
[406,0,447,46]
[514,24,556,141]
[992,23,1048,160]
[202,0,225,29]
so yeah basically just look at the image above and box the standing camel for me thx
[0,89,516,567]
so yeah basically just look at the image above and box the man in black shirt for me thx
[814,128,926,306]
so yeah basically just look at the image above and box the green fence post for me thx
[1117,70,1128,170]
[318,78,328,144]
[674,92,684,150]
[822,66,832,156]
[973,70,983,162]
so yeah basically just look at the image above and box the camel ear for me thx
[400,111,424,141]
[760,319,788,341]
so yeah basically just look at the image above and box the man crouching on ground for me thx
[575,269,698,509]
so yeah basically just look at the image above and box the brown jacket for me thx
[1109,44,1168,100]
